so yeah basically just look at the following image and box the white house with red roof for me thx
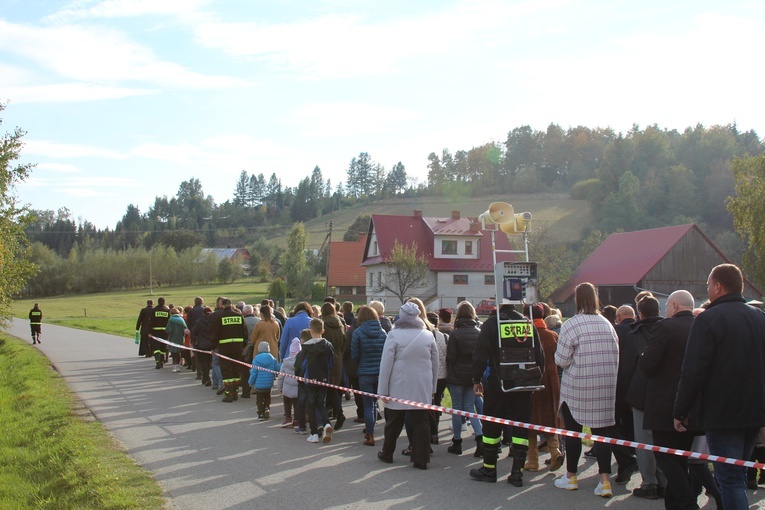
[361,209,517,310]
[549,223,762,316]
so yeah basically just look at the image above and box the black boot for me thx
[469,438,498,483]
[448,438,463,455]
[507,446,528,487]
[221,383,234,403]
[154,352,163,369]
[231,382,239,401]
[474,435,484,458]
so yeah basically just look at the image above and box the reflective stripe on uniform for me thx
[219,338,244,344]
[512,437,529,446]
[482,436,501,445]
[222,377,241,383]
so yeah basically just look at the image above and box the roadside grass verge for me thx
[0,333,165,509]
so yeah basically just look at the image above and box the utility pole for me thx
[324,221,332,297]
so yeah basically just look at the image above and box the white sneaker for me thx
[554,473,579,490]
[594,481,613,498]
[322,423,333,443]
[307,434,319,443]
[172,365,180,373]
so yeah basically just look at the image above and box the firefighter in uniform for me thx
[470,304,544,487]
[29,303,43,344]
[150,297,171,369]
[211,298,248,403]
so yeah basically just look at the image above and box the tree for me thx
[282,223,313,298]
[0,102,36,325]
[385,162,407,195]
[728,154,765,287]
[233,170,249,207]
[343,214,371,241]
[376,240,430,305]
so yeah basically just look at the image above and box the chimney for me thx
[413,209,422,218]
[451,210,461,220]
[469,221,480,233]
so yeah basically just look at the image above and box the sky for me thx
[2,0,764,230]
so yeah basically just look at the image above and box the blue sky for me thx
[2,0,763,229]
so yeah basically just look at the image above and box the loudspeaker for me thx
[478,202,514,225]
[499,211,533,234]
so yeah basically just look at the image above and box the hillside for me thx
[262,192,591,250]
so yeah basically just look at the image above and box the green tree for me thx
[343,214,371,241]
[728,154,765,288]
[377,240,430,305]
[282,223,313,298]
[0,102,36,324]
[268,277,287,302]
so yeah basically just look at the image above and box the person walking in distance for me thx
[29,303,42,344]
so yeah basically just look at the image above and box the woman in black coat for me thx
[445,301,483,456]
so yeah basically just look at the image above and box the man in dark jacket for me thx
[135,299,153,356]
[641,290,697,508]
[612,304,640,485]
[674,264,765,510]
[470,304,544,487]
[621,298,665,496]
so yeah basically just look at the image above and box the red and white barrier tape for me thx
[150,335,765,469]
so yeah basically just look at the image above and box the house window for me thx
[368,272,373,287]
[373,241,378,255]
[378,271,382,287]
[442,240,457,254]
[485,274,495,285]
[453,274,468,285]
[465,241,473,255]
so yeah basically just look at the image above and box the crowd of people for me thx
[132,262,765,510]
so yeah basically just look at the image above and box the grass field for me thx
[12,280,274,338]
[0,333,165,509]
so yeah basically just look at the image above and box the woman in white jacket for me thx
[377,302,439,470]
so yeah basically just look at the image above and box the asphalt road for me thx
[5,319,760,510]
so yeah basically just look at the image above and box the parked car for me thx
[475,299,497,316]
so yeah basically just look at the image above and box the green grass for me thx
[12,280,273,338]
[0,333,165,509]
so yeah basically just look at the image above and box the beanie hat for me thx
[400,302,420,317]
[289,337,302,356]
[258,341,270,353]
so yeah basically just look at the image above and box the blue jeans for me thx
[359,375,379,435]
[212,350,222,388]
[448,384,482,440]
[706,428,758,510]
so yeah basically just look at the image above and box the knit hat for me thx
[289,337,302,356]
[400,302,420,317]
[258,341,270,353]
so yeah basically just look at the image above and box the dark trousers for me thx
[150,331,167,361]
[614,400,637,472]
[348,376,364,419]
[256,389,271,415]
[283,396,295,421]
[382,409,430,464]
[481,382,532,448]
[196,352,212,384]
[306,385,329,435]
[326,388,344,417]
[297,384,308,430]
[429,378,447,436]
[653,429,698,510]
[560,402,613,474]
[219,344,243,385]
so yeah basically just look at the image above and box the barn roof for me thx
[200,248,250,262]
[549,224,697,302]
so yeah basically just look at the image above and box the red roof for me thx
[550,224,696,302]
[327,238,367,287]
[362,212,516,271]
